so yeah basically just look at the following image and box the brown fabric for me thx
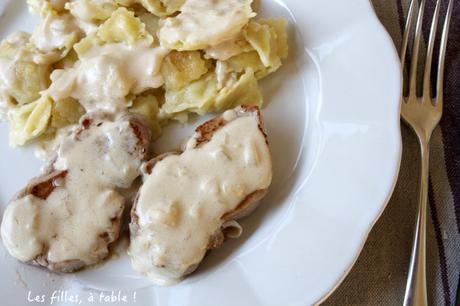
[323,1,460,305]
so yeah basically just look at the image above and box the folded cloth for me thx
[323,0,460,305]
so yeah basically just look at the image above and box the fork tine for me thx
[422,0,441,101]
[400,0,417,64]
[408,0,426,98]
[435,0,454,108]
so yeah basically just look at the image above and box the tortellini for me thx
[50,6,167,114]
[24,1,83,65]
[98,7,153,44]
[6,61,51,105]
[129,93,162,139]
[53,49,79,69]
[137,11,160,42]
[0,34,51,106]
[241,19,288,76]
[2,0,288,147]
[214,68,262,110]
[161,72,218,117]
[244,21,279,68]
[50,97,85,129]
[160,68,262,118]
[259,18,288,60]
[65,0,118,23]
[74,7,153,55]
[30,11,81,54]
[225,51,267,79]
[205,34,252,61]
[161,51,209,90]
[27,0,68,16]
[9,95,53,146]
[220,18,288,80]
[48,42,168,112]
[158,0,255,50]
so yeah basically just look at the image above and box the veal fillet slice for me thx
[1,113,151,272]
[129,105,272,284]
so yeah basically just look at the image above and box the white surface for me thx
[0,0,401,305]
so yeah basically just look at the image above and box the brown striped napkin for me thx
[323,0,459,305]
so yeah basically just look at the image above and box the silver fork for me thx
[400,0,453,305]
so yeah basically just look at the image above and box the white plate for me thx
[0,0,401,305]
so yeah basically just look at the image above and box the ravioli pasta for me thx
[97,7,153,44]
[74,7,153,55]
[9,95,52,146]
[158,0,256,50]
[0,0,288,146]
[50,97,85,129]
[161,51,209,90]
[65,0,118,24]
[0,33,51,111]
[161,72,218,117]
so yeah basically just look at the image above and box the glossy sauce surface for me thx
[159,0,255,49]
[129,110,272,284]
[47,42,168,112]
[1,116,144,265]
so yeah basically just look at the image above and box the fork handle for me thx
[403,136,430,306]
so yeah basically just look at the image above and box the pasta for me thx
[137,0,184,17]
[98,7,153,44]
[161,51,209,90]
[9,95,53,146]
[50,97,85,129]
[220,18,288,80]
[65,0,118,23]
[30,10,81,54]
[244,21,279,68]
[1,0,288,146]
[74,7,153,55]
[225,51,267,79]
[215,68,262,110]
[205,33,252,61]
[161,72,218,117]
[137,11,160,42]
[159,0,255,50]
[259,18,289,60]
[27,0,67,16]
[0,34,51,106]
[7,61,51,105]
[161,67,262,118]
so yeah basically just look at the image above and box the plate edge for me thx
[314,1,403,305]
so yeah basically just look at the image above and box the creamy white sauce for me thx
[1,116,144,265]
[35,124,78,163]
[46,42,168,112]
[129,110,272,284]
[65,0,115,34]
[66,0,99,22]
[30,12,79,53]
[159,0,255,50]
[29,0,69,12]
